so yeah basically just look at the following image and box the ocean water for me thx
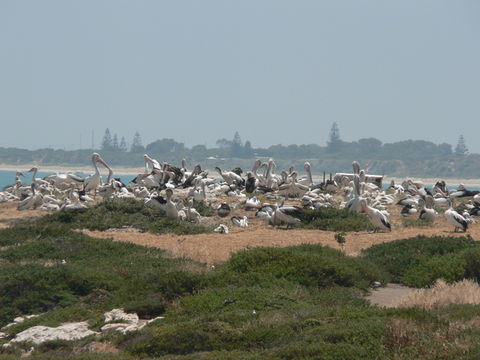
[0,170,135,190]
[1,170,479,192]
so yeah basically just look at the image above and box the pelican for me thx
[245,196,261,210]
[191,180,206,202]
[450,184,480,198]
[215,167,244,187]
[17,184,43,210]
[359,199,391,233]
[296,162,314,187]
[217,203,231,217]
[271,201,303,228]
[346,175,363,213]
[186,199,201,223]
[214,224,229,234]
[27,167,50,187]
[144,154,161,172]
[245,172,257,194]
[84,153,113,194]
[165,189,178,220]
[44,172,84,190]
[418,196,437,222]
[231,216,248,227]
[445,199,468,232]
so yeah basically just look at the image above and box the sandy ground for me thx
[1,201,479,265]
[0,202,44,228]
[365,284,417,307]
[1,200,479,307]
[82,218,480,266]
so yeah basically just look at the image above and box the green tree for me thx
[101,128,113,151]
[130,131,145,153]
[146,138,185,154]
[455,135,468,156]
[244,140,254,158]
[327,122,342,153]
[119,136,128,152]
[112,134,119,150]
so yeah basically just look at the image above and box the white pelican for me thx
[215,167,244,187]
[245,196,261,210]
[271,201,303,228]
[27,167,50,187]
[214,224,229,234]
[17,184,43,210]
[231,216,248,227]
[44,172,84,190]
[144,154,161,172]
[359,199,391,233]
[296,162,314,187]
[445,199,468,232]
[418,197,437,222]
[165,189,178,220]
[186,199,201,223]
[84,153,113,194]
[191,180,206,202]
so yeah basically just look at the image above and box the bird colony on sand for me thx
[0,154,478,233]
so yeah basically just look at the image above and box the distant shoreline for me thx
[0,164,143,175]
[1,163,479,187]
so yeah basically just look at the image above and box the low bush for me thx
[298,208,373,232]
[402,218,433,228]
[35,198,212,235]
[213,244,389,290]
[362,236,477,283]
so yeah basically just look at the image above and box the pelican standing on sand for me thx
[359,199,391,233]
[445,199,468,232]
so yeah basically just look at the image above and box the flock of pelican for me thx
[0,154,479,233]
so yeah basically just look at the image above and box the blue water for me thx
[1,170,479,192]
[0,170,135,190]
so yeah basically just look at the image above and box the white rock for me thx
[100,316,165,334]
[1,314,40,331]
[103,309,139,324]
[10,322,97,345]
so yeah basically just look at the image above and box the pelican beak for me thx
[28,168,35,172]
[96,157,109,169]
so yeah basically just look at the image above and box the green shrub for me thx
[402,218,433,228]
[214,244,389,290]
[402,254,467,287]
[298,208,373,232]
[35,198,212,235]
[362,236,477,283]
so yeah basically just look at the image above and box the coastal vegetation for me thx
[2,212,480,358]
[1,127,478,177]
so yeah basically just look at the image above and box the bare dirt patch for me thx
[365,284,417,308]
[83,216,480,265]
[0,202,44,227]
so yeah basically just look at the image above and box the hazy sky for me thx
[1,1,479,153]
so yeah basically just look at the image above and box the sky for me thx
[1,1,479,153]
